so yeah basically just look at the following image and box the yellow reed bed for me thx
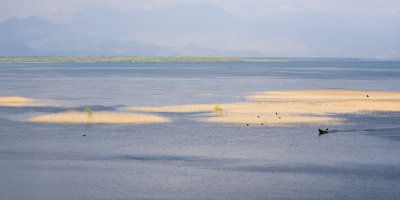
[128,104,217,113]
[0,96,33,107]
[249,90,400,102]
[127,90,400,126]
[30,111,170,124]
[206,115,342,126]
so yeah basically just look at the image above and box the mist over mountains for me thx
[0,3,399,58]
[0,4,265,57]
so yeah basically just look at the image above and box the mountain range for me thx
[1,3,399,58]
[0,4,265,57]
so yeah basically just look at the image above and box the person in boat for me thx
[318,128,329,135]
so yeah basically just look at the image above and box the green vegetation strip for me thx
[0,57,287,63]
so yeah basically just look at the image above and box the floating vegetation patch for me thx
[0,96,33,107]
[206,114,342,126]
[248,90,400,102]
[127,90,400,126]
[128,104,217,113]
[29,111,170,124]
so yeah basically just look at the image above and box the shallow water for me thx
[1,61,400,199]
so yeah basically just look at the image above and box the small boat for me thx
[318,128,329,135]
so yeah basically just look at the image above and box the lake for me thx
[1,61,400,199]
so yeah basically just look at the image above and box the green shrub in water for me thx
[85,107,93,119]
[214,105,223,116]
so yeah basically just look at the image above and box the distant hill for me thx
[0,5,265,57]
[0,41,36,56]
[1,3,399,58]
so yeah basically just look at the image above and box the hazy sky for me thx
[1,0,400,58]
[2,0,399,20]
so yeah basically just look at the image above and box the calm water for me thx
[1,61,400,199]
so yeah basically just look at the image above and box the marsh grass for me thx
[30,111,170,124]
[0,96,32,107]
[249,90,400,102]
[128,104,216,113]
[127,90,400,126]
[206,114,343,126]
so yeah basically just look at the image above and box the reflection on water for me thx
[1,61,400,199]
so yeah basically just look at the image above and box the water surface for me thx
[1,61,400,199]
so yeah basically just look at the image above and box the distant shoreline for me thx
[0,57,287,63]
[0,57,395,63]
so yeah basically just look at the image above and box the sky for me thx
[1,0,400,58]
[2,0,399,21]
